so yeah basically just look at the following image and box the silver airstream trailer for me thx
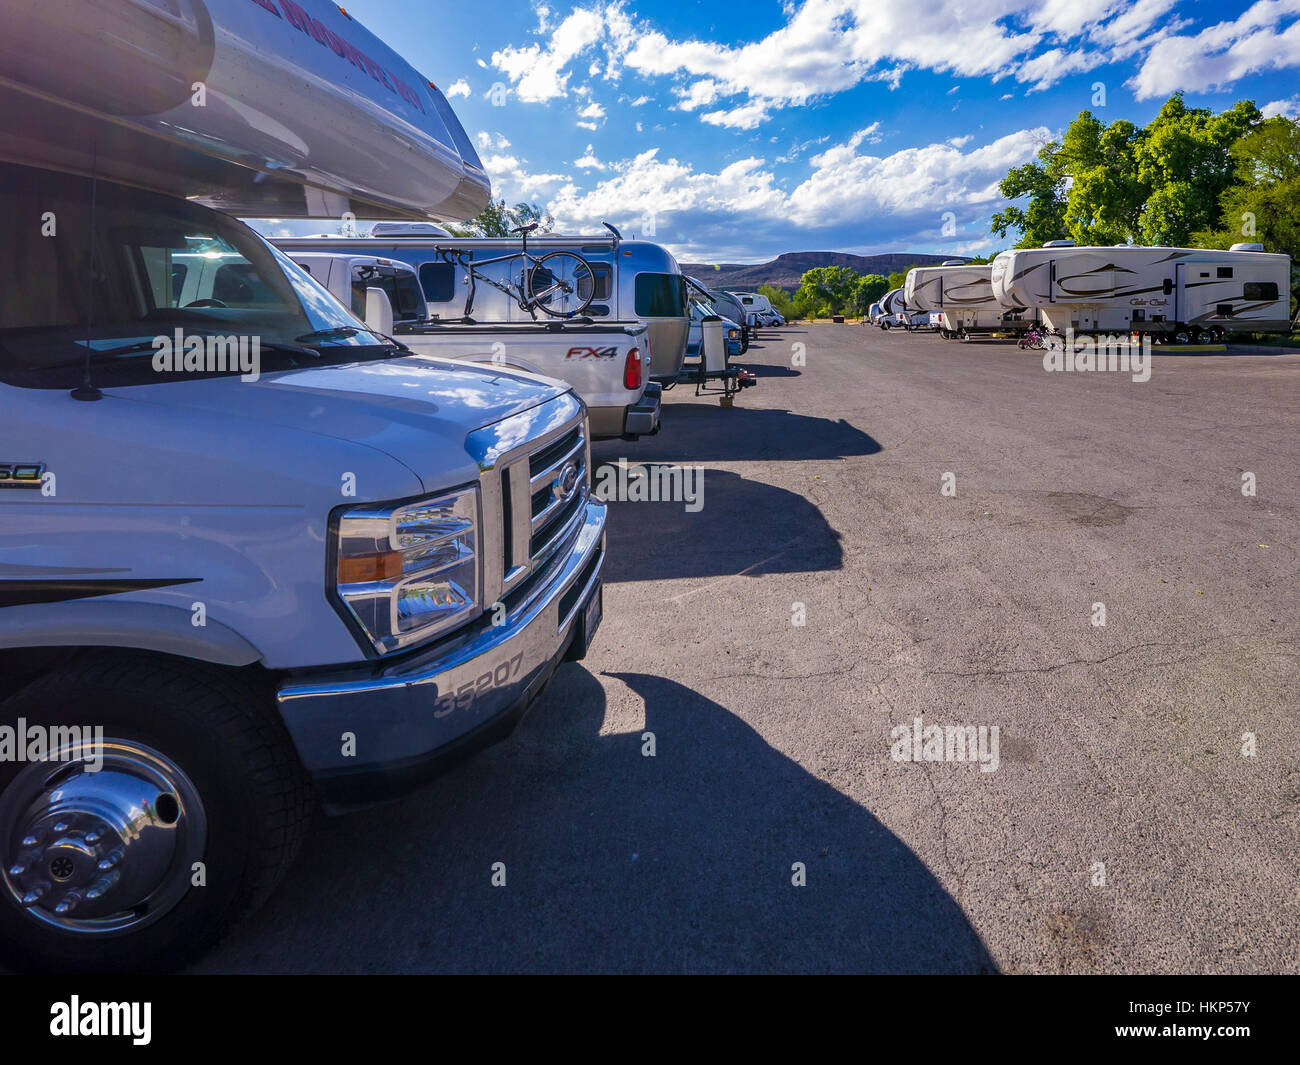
[274,228,691,382]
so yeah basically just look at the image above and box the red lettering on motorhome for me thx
[271,0,425,112]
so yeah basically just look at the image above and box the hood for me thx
[111,355,570,490]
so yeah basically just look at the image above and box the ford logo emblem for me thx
[552,461,580,502]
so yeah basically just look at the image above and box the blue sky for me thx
[328,0,1300,263]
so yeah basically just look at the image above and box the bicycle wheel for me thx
[526,251,596,318]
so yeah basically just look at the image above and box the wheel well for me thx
[0,646,274,706]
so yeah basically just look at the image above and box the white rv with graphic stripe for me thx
[991,243,1291,338]
[904,262,1032,337]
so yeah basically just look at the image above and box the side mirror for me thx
[365,287,394,334]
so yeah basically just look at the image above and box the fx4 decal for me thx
[566,346,618,360]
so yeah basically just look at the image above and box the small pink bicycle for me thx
[1018,325,1052,350]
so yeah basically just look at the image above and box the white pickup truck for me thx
[282,250,661,441]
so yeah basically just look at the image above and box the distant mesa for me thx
[680,251,969,291]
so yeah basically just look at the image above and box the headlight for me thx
[333,486,480,654]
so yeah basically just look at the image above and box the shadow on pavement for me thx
[596,466,842,582]
[600,406,881,464]
[199,668,996,974]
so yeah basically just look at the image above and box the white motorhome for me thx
[729,291,774,331]
[991,242,1293,341]
[0,0,609,972]
[275,230,691,383]
[905,262,1028,339]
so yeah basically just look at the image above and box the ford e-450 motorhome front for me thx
[0,0,605,973]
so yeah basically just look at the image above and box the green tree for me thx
[792,282,829,319]
[852,273,888,313]
[758,283,796,319]
[1134,94,1260,245]
[887,264,924,290]
[445,199,555,238]
[990,140,1069,247]
[797,265,860,315]
[991,94,1266,250]
[1061,113,1146,244]
[1194,115,1300,318]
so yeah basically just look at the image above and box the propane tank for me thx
[701,316,727,375]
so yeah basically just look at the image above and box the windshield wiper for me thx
[296,325,408,353]
[294,326,359,342]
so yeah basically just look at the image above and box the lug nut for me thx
[97,849,123,871]
[84,872,119,901]
[54,892,81,915]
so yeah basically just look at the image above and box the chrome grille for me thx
[465,392,590,610]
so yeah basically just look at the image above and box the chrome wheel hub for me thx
[1,740,206,935]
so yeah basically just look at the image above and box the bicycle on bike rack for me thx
[436,222,597,320]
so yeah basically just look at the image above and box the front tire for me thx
[0,652,312,972]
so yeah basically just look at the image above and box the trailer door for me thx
[1174,262,1185,323]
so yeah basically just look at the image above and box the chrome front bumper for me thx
[276,499,606,813]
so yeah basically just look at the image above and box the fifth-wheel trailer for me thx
[991,242,1292,340]
[905,262,1032,338]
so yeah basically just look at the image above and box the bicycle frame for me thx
[435,231,583,320]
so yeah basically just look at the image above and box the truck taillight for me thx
[624,347,643,389]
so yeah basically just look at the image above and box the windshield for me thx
[0,162,399,389]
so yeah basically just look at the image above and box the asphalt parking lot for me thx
[199,323,1300,974]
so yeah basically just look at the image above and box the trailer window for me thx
[1217,267,1234,279]
[419,262,456,303]
[582,265,612,302]
[1243,282,1279,301]
[635,273,687,317]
